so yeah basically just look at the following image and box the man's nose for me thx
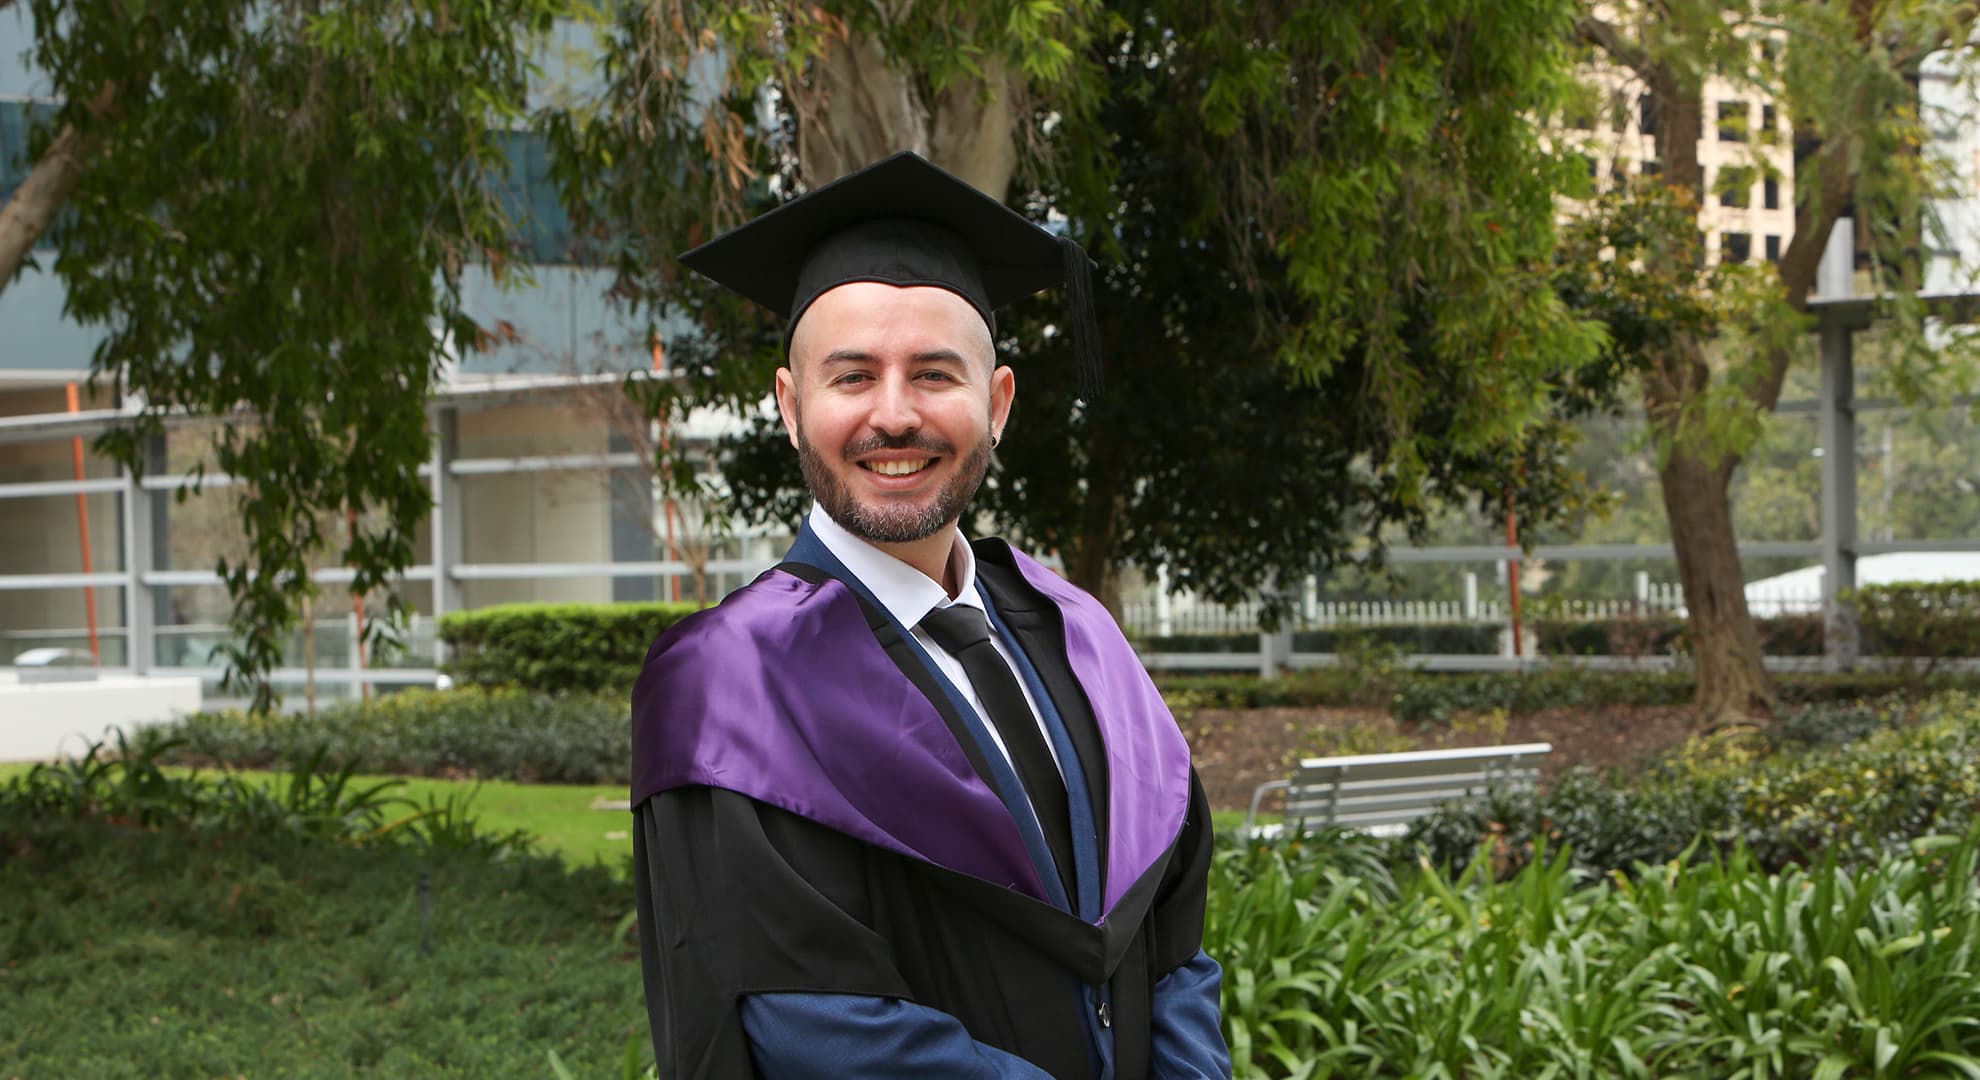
[868,371,922,434]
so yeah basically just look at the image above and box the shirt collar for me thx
[805,503,984,629]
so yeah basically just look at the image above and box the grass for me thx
[0,818,646,1078]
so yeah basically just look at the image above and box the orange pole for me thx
[66,383,101,664]
[1505,487,1523,660]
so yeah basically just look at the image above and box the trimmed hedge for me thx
[1857,579,1980,662]
[439,601,701,693]
[146,687,628,784]
[1533,612,1827,658]
[1141,625,1502,655]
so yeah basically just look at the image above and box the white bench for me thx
[1243,742,1552,838]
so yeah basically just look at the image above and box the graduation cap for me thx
[678,151,1103,403]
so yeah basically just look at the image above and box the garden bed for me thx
[1185,703,1699,814]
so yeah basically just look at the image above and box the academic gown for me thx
[630,533,1222,1079]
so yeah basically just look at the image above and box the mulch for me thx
[1183,704,1701,814]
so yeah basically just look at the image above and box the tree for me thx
[555,0,1606,612]
[8,0,567,708]
[1572,1,1980,725]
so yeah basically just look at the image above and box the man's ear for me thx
[989,364,1016,439]
[775,366,801,449]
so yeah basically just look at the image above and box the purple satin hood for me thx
[630,550,1193,917]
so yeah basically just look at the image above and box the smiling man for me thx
[630,152,1229,1080]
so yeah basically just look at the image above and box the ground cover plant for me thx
[1209,826,1980,1078]
[1415,692,1980,876]
[0,739,647,1077]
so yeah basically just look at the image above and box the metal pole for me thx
[1818,304,1860,671]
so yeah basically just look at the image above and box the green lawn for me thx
[0,761,632,871]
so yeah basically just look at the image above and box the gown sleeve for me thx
[1146,771,1233,1078]
[740,992,1053,1078]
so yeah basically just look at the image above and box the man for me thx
[631,152,1229,1079]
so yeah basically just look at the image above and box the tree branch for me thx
[0,84,116,291]
[1578,16,1654,82]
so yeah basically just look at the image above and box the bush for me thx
[147,687,629,785]
[1413,692,1980,876]
[440,601,701,693]
[1532,612,1827,658]
[1856,579,1980,666]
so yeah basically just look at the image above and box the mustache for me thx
[841,431,956,459]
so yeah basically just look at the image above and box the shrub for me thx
[1414,693,1980,876]
[146,687,629,785]
[439,601,702,693]
[1532,612,1826,658]
[1856,579,1980,667]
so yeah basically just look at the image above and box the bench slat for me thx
[1246,741,1554,836]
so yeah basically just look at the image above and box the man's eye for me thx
[917,370,955,383]
[833,372,872,386]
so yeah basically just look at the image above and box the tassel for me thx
[1059,234,1105,405]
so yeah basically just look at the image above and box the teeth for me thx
[867,459,932,477]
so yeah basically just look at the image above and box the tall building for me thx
[1564,50,1798,267]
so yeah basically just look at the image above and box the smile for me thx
[860,458,937,477]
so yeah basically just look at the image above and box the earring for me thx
[990,432,1001,449]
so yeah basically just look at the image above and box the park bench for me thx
[1242,742,1552,839]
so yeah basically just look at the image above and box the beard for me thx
[796,422,994,545]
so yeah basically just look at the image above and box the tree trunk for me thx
[1658,445,1776,725]
[795,29,1016,195]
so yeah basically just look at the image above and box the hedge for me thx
[1856,579,1980,663]
[438,601,701,693]
[146,687,628,784]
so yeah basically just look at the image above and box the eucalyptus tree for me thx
[1571,0,1980,724]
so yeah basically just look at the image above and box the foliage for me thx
[1533,611,1827,658]
[1855,580,1980,671]
[1157,666,1970,723]
[2,730,538,859]
[1414,693,1980,877]
[1562,1,1980,722]
[1140,625,1503,657]
[1210,825,1980,1078]
[145,687,629,786]
[553,0,1607,613]
[17,1,571,710]
[439,601,701,694]
[0,794,642,1075]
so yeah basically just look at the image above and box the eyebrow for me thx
[818,347,970,366]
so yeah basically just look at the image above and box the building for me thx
[0,11,776,705]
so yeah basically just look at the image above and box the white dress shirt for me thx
[807,503,1063,778]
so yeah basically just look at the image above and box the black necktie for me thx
[919,604,1075,893]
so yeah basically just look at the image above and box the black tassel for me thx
[1059,234,1105,405]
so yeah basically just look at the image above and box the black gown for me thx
[631,542,1216,1078]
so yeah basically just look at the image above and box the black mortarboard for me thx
[678,151,1103,403]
